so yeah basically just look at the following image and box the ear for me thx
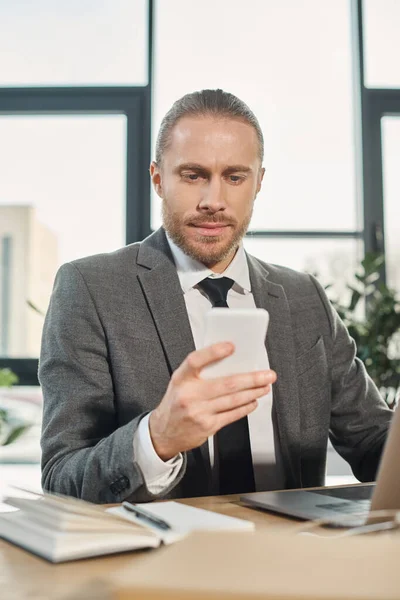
[256,167,265,195]
[149,161,164,198]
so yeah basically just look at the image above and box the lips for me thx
[194,223,227,229]
[190,223,230,236]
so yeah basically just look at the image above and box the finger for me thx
[205,369,277,400]
[173,343,234,383]
[211,384,271,414]
[214,399,259,432]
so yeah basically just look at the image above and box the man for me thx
[39,89,392,504]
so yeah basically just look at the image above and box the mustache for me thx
[185,214,237,226]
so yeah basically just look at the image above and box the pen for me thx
[122,501,171,531]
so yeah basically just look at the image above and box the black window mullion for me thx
[354,0,400,283]
[0,87,146,113]
[246,231,363,239]
[362,91,386,261]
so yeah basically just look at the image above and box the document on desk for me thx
[107,501,255,544]
[0,491,254,562]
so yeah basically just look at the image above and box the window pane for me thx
[0,115,126,358]
[152,0,358,232]
[363,0,400,88]
[0,0,148,86]
[243,237,363,303]
[382,116,400,292]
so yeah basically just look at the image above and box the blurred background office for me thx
[0,0,399,495]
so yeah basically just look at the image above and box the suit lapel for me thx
[247,254,302,488]
[137,264,195,375]
[137,229,212,488]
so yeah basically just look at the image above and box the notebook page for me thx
[107,501,254,543]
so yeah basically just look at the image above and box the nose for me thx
[198,176,227,213]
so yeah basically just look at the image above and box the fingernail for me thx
[220,342,233,353]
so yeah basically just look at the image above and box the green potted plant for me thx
[0,368,31,445]
[328,253,400,408]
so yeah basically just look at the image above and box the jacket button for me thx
[110,475,130,494]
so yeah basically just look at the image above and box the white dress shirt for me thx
[133,236,282,494]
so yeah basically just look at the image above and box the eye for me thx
[228,175,244,184]
[181,172,202,181]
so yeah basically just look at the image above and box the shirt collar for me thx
[166,233,251,295]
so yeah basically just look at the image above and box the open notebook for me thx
[0,491,254,563]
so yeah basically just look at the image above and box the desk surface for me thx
[0,494,299,600]
[2,493,400,600]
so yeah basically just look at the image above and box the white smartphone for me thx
[201,308,269,379]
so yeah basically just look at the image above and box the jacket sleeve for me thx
[309,275,393,482]
[39,262,186,504]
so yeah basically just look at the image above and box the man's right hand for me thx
[149,342,277,461]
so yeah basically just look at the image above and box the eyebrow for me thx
[175,163,253,175]
[223,165,252,175]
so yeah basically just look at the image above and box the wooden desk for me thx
[0,494,299,600]
[1,494,399,600]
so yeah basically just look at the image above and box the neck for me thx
[206,247,238,273]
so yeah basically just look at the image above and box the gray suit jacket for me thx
[39,228,392,503]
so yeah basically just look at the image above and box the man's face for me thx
[150,115,265,270]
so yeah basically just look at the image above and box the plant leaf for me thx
[2,424,30,446]
[349,290,362,312]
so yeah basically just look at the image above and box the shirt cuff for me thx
[133,413,183,492]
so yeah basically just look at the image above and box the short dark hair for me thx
[155,89,264,164]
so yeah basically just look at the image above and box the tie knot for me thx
[197,277,234,308]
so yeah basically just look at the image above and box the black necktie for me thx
[197,277,255,494]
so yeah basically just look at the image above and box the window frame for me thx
[355,0,400,273]
[0,2,154,382]
[243,1,400,283]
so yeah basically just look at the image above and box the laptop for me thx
[241,405,400,527]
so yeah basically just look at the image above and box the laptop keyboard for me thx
[315,500,371,514]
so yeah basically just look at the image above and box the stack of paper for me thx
[0,491,254,563]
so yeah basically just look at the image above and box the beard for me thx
[162,202,253,268]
